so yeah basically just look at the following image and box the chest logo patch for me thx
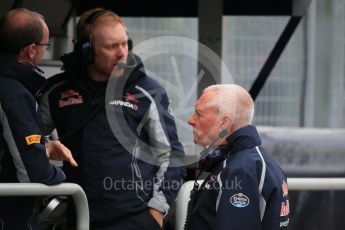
[59,90,83,108]
[109,99,138,110]
[230,193,250,208]
[125,92,139,103]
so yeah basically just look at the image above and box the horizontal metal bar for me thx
[288,178,345,190]
[0,183,89,230]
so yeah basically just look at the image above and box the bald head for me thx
[0,8,46,56]
[203,84,254,132]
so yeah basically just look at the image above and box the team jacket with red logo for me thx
[0,53,65,229]
[188,125,289,230]
[39,52,186,223]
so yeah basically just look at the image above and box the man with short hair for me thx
[0,8,77,230]
[40,8,185,229]
[186,84,289,230]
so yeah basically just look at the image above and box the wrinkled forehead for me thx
[195,92,218,113]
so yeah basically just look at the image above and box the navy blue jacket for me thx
[40,52,186,223]
[189,125,289,230]
[0,53,65,229]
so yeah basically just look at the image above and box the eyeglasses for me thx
[35,42,51,50]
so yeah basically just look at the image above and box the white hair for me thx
[203,84,255,125]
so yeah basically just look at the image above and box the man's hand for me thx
[148,208,163,228]
[46,140,78,167]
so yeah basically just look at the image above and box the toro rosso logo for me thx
[230,193,250,208]
[124,92,139,103]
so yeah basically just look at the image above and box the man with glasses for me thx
[0,8,77,230]
[36,41,51,50]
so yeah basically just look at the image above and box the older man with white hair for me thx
[186,84,289,230]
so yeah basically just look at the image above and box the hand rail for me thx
[0,183,89,230]
[288,178,345,190]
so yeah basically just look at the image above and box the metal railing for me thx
[0,183,89,230]
[175,178,345,230]
[288,178,345,190]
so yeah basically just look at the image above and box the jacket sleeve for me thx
[0,92,65,184]
[215,167,261,230]
[143,87,186,215]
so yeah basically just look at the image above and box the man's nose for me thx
[188,114,195,125]
[117,45,127,57]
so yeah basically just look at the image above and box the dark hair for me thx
[0,8,45,56]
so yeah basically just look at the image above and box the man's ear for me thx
[221,114,233,130]
[18,43,35,61]
[27,43,36,60]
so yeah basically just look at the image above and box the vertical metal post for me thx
[197,0,223,96]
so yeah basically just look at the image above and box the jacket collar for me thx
[225,125,262,154]
[0,52,46,95]
[201,125,261,172]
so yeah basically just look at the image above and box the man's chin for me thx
[194,139,207,148]
[111,65,125,78]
